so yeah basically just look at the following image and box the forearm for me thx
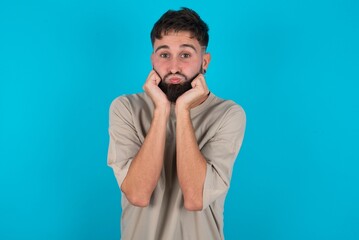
[176,109,206,211]
[121,108,168,207]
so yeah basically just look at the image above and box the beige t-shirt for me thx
[108,92,246,240]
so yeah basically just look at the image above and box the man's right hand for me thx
[143,70,170,113]
[120,70,170,207]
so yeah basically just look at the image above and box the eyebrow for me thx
[180,44,197,52]
[154,45,169,53]
[154,44,198,53]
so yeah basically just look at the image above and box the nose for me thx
[168,58,181,74]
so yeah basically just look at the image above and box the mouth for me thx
[168,77,183,84]
[164,74,186,84]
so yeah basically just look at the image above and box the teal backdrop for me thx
[1,0,358,239]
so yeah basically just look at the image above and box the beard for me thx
[157,66,203,103]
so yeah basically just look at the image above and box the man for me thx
[108,7,246,240]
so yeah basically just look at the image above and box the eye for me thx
[159,53,170,58]
[180,53,191,58]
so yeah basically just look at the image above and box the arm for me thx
[112,70,170,207]
[200,105,245,209]
[176,75,246,211]
[121,107,168,207]
[176,109,207,211]
[175,74,209,211]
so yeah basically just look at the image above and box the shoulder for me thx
[110,92,152,113]
[208,94,246,122]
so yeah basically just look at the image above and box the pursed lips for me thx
[165,75,185,84]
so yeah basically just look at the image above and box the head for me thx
[150,7,211,102]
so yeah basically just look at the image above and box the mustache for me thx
[153,69,202,84]
[163,73,187,82]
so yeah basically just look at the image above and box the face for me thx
[151,31,210,102]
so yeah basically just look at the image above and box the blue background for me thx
[1,0,358,239]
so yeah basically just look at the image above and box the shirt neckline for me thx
[164,93,216,118]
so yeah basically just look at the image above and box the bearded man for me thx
[108,7,246,240]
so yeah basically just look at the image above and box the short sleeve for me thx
[201,105,246,210]
[107,97,141,189]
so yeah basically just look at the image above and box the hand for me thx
[143,70,170,112]
[176,74,210,112]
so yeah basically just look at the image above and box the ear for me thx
[202,52,211,72]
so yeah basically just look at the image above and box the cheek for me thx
[185,61,202,72]
[151,59,161,71]
[151,57,158,66]
[152,57,166,69]
[151,59,167,79]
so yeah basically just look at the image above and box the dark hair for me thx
[150,7,209,48]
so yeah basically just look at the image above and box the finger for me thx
[151,70,162,85]
[193,76,210,96]
[145,71,153,86]
[198,74,209,94]
[143,70,157,91]
[191,74,202,87]
[197,74,207,87]
[146,70,161,85]
[147,70,155,79]
[192,75,207,89]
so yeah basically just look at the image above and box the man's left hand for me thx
[176,74,210,112]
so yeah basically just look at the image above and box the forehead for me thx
[153,31,201,51]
